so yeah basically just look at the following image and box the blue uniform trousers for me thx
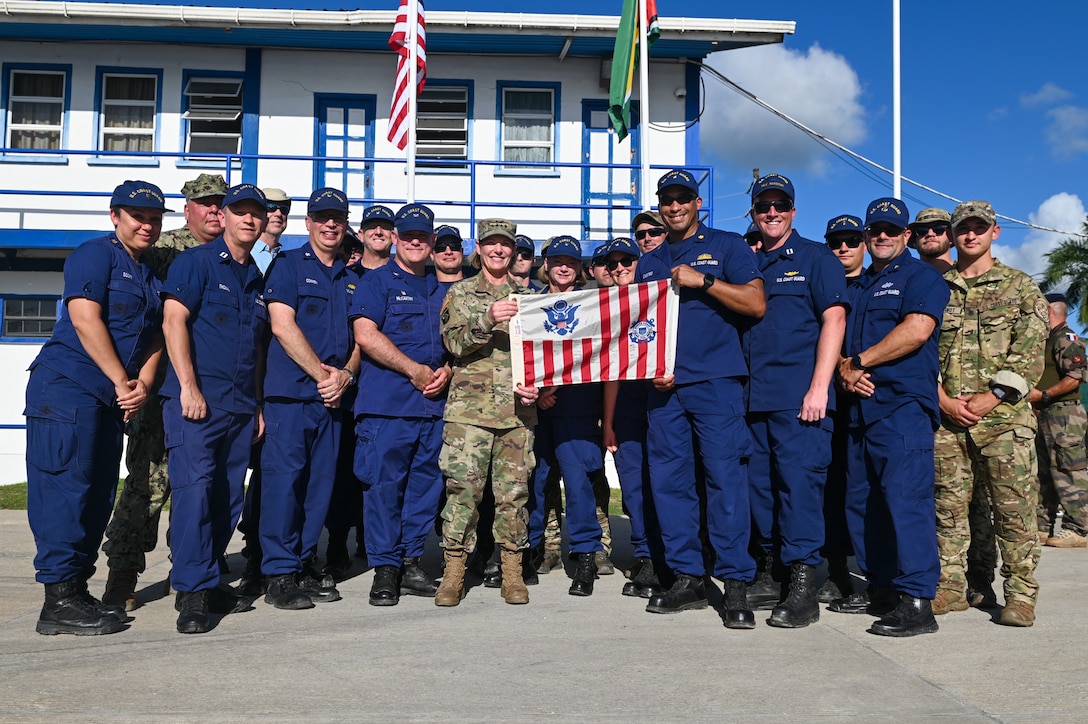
[845,402,939,598]
[646,377,755,581]
[237,441,262,542]
[822,408,854,559]
[25,367,124,584]
[325,415,363,530]
[259,400,340,575]
[529,415,604,555]
[163,398,252,592]
[748,411,832,566]
[355,415,443,567]
[612,417,661,560]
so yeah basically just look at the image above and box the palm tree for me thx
[1040,218,1088,326]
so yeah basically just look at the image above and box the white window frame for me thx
[183,77,243,154]
[500,87,555,169]
[7,70,65,151]
[100,73,157,153]
[416,84,468,168]
[2,295,59,340]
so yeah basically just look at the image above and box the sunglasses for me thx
[658,192,696,206]
[744,235,762,247]
[605,256,637,271]
[635,227,667,241]
[827,235,864,250]
[515,249,534,260]
[267,203,291,215]
[309,211,347,225]
[910,223,950,236]
[752,199,794,214]
[434,241,462,253]
[866,224,905,237]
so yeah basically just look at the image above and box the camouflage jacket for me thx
[440,273,536,429]
[143,226,202,280]
[939,258,1047,439]
[1036,322,1087,402]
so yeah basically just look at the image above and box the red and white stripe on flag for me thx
[387,0,427,151]
[511,280,678,387]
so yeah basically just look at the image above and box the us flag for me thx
[511,281,678,387]
[387,0,426,151]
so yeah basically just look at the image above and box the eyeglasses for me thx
[605,256,637,271]
[434,241,462,253]
[827,235,864,250]
[267,203,291,215]
[309,211,347,226]
[635,227,667,241]
[909,223,949,237]
[752,199,794,215]
[744,235,762,247]
[657,192,696,206]
[515,249,534,260]
[865,224,905,237]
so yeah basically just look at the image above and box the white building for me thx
[0,1,793,481]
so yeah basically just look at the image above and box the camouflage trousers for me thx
[934,425,1040,605]
[539,467,613,554]
[102,400,170,572]
[440,422,535,553]
[1036,401,1088,536]
[967,481,998,585]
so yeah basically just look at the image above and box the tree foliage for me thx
[1040,217,1088,326]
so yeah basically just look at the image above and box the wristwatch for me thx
[991,386,1007,401]
[342,367,357,386]
[1041,390,1052,406]
[701,273,716,291]
[851,354,868,371]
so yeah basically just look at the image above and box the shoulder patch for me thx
[1035,298,1049,322]
[1066,332,1079,342]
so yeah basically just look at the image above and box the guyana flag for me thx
[608,0,660,142]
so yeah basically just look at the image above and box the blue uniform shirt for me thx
[634,223,761,384]
[159,236,267,414]
[262,243,356,401]
[351,260,448,418]
[31,234,162,405]
[747,231,848,413]
[846,250,948,428]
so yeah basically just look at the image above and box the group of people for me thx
[24,167,1084,639]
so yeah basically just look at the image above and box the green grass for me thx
[0,481,126,511]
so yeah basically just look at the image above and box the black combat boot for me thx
[298,566,341,603]
[522,548,540,586]
[622,558,664,598]
[817,556,854,603]
[238,539,265,596]
[746,553,784,611]
[722,579,755,629]
[482,550,502,588]
[868,593,938,637]
[265,574,314,610]
[36,580,125,636]
[175,590,210,634]
[568,551,598,597]
[768,563,820,628]
[400,557,438,597]
[369,565,400,606]
[645,574,707,614]
[322,528,351,581]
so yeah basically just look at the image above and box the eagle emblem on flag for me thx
[543,299,581,336]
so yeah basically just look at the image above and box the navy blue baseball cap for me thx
[743,222,761,243]
[360,204,395,228]
[434,224,462,243]
[656,169,700,195]
[751,173,795,201]
[606,236,641,258]
[307,187,349,215]
[591,242,611,263]
[864,198,910,229]
[515,234,535,254]
[395,203,435,235]
[223,184,267,209]
[824,214,863,239]
[544,235,582,259]
[110,180,172,212]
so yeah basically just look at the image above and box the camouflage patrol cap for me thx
[951,200,997,230]
[181,173,228,200]
[477,218,517,244]
[631,209,663,229]
[912,207,951,225]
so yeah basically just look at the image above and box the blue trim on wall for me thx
[0,230,89,249]
[494,80,561,177]
[684,61,701,169]
[1,62,73,162]
[241,48,261,184]
[92,65,164,160]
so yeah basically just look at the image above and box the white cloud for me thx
[1020,82,1074,108]
[701,43,866,176]
[992,192,1086,278]
[1045,106,1088,157]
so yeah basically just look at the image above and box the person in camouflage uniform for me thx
[934,200,1048,627]
[101,173,227,611]
[434,218,541,607]
[1030,292,1088,548]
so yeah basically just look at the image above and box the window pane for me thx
[9,129,59,150]
[4,297,58,338]
[103,134,152,152]
[10,100,61,126]
[504,117,550,143]
[12,72,63,98]
[503,146,550,164]
[105,75,156,101]
[189,134,240,154]
[504,89,552,115]
[416,85,468,164]
[185,77,243,157]
[104,105,154,130]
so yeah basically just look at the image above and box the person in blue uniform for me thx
[26,180,168,636]
[745,174,847,628]
[160,183,269,634]
[511,234,541,292]
[259,187,359,609]
[632,169,765,628]
[837,197,948,637]
[528,236,607,596]
[352,203,452,606]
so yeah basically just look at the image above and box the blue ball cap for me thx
[606,236,641,258]
[864,197,910,229]
[656,169,700,195]
[223,184,267,209]
[307,187,349,215]
[591,242,611,262]
[751,173,795,202]
[544,235,582,259]
[361,204,395,228]
[395,203,435,235]
[110,180,172,212]
[514,234,535,254]
[434,224,462,242]
[744,221,760,238]
[824,214,863,239]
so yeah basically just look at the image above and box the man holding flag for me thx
[633,169,765,628]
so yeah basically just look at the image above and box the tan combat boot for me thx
[998,599,1035,627]
[932,588,969,615]
[435,550,466,607]
[500,549,529,605]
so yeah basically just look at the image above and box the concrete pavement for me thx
[1,509,1087,722]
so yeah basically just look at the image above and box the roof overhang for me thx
[0,2,794,57]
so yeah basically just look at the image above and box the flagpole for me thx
[637,0,651,210]
[892,0,901,200]
[406,0,419,203]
